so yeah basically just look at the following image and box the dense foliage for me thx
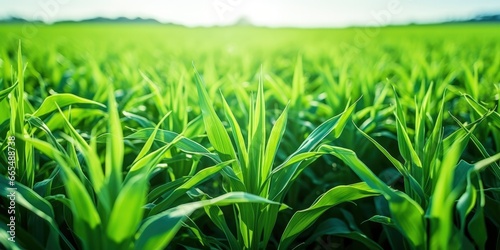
[0,24,499,249]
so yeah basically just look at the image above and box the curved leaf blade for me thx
[279,182,379,250]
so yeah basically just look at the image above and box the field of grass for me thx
[0,23,499,249]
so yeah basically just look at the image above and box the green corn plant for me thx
[192,66,358,249]
[313,86,500,250]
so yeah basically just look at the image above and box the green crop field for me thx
[1,23,499,250]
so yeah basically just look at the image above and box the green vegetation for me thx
[0,23,499,249]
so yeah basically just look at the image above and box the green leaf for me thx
[147,177,189,203]
[467,174,487,250]
[364,215,394,227]
[140,71,169,116]
[105,86,124,201]
[395,115,423,168]
[24,135,102,249]
[11,42,31,187]
[355,123,406,175]
[126,128,221,163]
[246,75,266,193]
[125,142,175,182]
[204,204,240,250]
[263,105,288,182]
[392,86,423,172]
[429,128,471,249]
[193,66,239,175]
[149,160,233,215]
[463,94,500,128]
[455,153,500,249]
[322,145,426,249]
[456,165,477,232]
[279,182,379,250]
[122,110,156,128]
[355,122,425,205]
[55,105,110,214]
[32,93,105,117]
[423,91,445,183]
[220,91,248,173]
[135,192,281,250]
[131,112,171,164]
[44,108,106,132]
[187,188,241,249]
[270,100,357,200]
[107,174,149,245]
[0,176,74,250]
[0,81,17,102]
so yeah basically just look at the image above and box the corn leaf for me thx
[32,93,105,117]
[322,145,426,249]
[106,174,148,246]
[135,192,281,250]
[279,182,379,250]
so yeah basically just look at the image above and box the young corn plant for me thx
[192,66,361,249]
[314,85,500,250]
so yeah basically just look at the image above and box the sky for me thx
[0,0,499,27]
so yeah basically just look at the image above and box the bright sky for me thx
[1,0,499,27]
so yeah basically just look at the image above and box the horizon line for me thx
[1,13,499,29]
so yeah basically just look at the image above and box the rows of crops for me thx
[1,24,499,249]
